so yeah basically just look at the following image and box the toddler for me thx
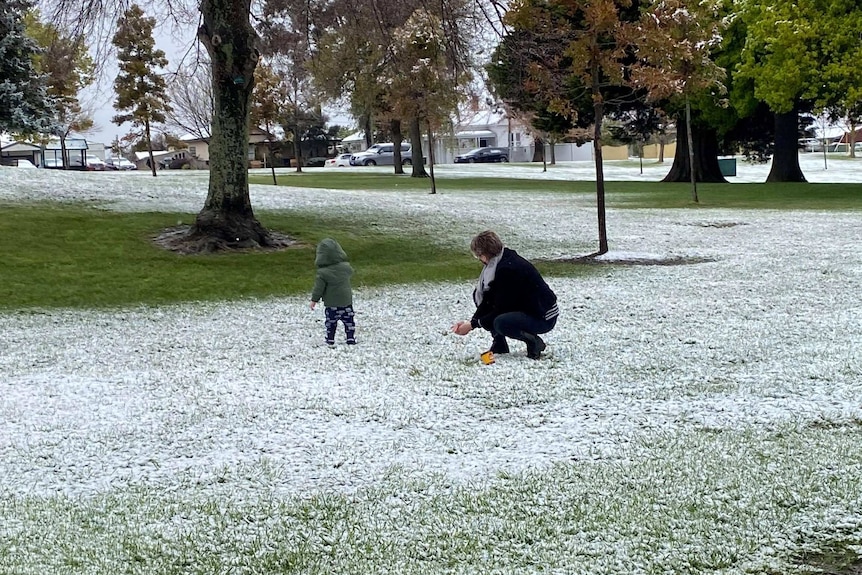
[310,238,356,345]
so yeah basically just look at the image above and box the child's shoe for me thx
[346,338,357,345]
[325,339,335,346]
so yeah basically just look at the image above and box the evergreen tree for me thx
[0,0,54,135]
[111,4,171,177]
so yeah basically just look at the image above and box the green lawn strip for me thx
[253,172,862,210]
[0,204,589,310]
[611,181,862,209]
[252,170,591,192]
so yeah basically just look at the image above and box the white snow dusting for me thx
[1,154,862,573]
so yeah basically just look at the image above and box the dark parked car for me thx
[454,146,509,163]
[304,156,328,167]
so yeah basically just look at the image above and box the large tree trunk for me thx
[191,0,270,250]
[532,137,544,162]
[409,116,428,178]
[662,113,726,183]
[391,118,404,175]
[766,109,806,182]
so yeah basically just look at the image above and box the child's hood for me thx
[315,238,349,267]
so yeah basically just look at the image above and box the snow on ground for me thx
[0,155,861,572]
[1,154,860,496]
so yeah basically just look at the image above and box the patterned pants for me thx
[325,305,356,344]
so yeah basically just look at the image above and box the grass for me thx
[3,425,861,574]
[613,181,862,210]
[0,203,590,309]
[252,171,862,210]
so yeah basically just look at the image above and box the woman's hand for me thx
[450,321,472,336]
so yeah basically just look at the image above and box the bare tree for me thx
[166,53,214,142]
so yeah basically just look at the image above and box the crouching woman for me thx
[451,230,559,360]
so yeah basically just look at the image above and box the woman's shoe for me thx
[489,336,510,354]
[524,334,546,360]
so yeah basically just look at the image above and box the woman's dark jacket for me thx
[471,248,558,330]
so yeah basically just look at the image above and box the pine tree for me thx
[0,0,54,134]
[111,4,171,177]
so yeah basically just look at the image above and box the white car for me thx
[42,158,64,168]
[86,155,107,171]
[106,157,137,170]
[325,153,353,167]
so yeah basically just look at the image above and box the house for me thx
[832,127,862,153]
[423,108,537,163]
[133,149,192,170]
[1,141,43,167]
[180,126,274,166]
[340,130,367,153]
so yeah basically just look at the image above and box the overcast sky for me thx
[82,30,355,149]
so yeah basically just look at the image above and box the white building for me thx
[180,127,274,165]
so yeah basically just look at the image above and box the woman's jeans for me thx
[488,312,557,351]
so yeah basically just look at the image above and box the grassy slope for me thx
[0,206,488,309]
[3,175,861,309]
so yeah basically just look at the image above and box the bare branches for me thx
[165,53,213,141]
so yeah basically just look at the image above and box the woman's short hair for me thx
[470,230,503,258]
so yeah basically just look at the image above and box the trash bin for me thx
[718,158,737,177]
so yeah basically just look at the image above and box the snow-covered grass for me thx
[1,155,862,574]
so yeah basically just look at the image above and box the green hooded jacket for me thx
[311,238,354,307]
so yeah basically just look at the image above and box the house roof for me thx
[1,142,41,152]
[341,130,365,143]
[455,129,497,139]
[458,109,507,128]
[133,150,185,161]
[45,138,88,150]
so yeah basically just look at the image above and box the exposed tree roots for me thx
[153,225,300,255]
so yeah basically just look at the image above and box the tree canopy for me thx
[24,8,95,147]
